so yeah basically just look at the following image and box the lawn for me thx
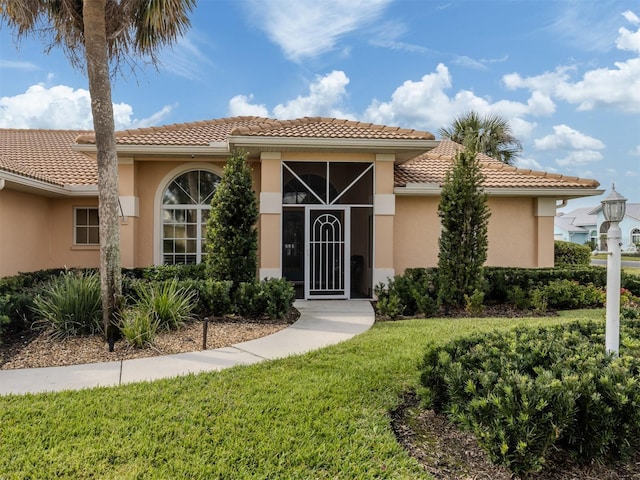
[0,310,602,479]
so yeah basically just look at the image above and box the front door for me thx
[305,207,350,299]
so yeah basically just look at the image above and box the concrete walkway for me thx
[0,300,374,396]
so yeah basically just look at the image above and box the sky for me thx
[1,0,639,211]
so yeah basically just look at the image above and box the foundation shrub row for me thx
[375,266,640,319]
[0,265,295,345]
[418,321,640,475]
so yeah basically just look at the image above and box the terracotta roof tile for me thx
[74,116,436,145]
[0,129,97,186]
[395,140,600,190]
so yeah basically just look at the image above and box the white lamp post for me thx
[602,184,627,355]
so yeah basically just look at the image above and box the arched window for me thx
[162,170,220,264]
[632,228,640,246]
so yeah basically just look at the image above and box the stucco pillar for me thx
[118,158,139,269]
[535,198,556,267]
[373,154,396,286]
[259,152,282,279]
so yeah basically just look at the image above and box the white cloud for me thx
[622,10,640,25]
[514,157,544,170]
[246,0,391,62]
[159,34,213,80]
[630,145,640,156]
[534,125,606,168]
[362,63,541,139]
[272,70,353,119]
[227,71,353,119]
[617,25,640,53]
[0,84,171,130]
[534,125,605,151]
[556,150,603,167]
[504,16,640,113]
[228,94,269,117]
[0,60,39,71]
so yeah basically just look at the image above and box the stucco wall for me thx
[0,189,99,277]
[394,195,552,274]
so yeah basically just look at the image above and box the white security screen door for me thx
[305,208,350,299]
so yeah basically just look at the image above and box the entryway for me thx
[281,161,373,300]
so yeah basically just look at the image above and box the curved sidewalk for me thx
[0,300,374,396]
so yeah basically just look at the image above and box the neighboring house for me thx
[554,207,598,246]
[591,203,640,253]
[0,117,602,299]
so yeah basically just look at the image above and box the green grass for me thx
[0,311,600,479]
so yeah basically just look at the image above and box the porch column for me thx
[535,198,556,267]
[373,154,396,287]
[118,157,139,268]
[259,152,282,279]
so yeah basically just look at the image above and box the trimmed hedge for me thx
[554,240,591,266]
[419,321,640,474]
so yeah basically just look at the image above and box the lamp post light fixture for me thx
[602,183,627,355]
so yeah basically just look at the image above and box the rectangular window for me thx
[75,207,99,245]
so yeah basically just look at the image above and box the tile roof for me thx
[1,123,599,196]
[0,129,97,186]
[395,140,600,190]
[74,116,436,145]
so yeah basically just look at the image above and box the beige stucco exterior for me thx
[1,151,559,285]
[0,188,99,276]
[393,195,556,275]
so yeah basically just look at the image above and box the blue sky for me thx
[1,0,639,210]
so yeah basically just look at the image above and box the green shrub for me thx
[375,292,405,319]
[554,240,591,266]
[506,285,529,309]
[32,272,102,339]
[232,278,295,319]
[464,289,484,316]
[130,278,196,331]
[419,322,640,475]
[199,279,234,316]
[260,278,295,319]
[530,279,605,311]
[373,270,438,318]
[118,307,160,348]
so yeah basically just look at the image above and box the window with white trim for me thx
[162,170,220,264]
[75,207,99,245]
[632,228,640,246]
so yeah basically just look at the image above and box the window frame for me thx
[74,206,100,246]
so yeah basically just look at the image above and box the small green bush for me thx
[373,269,438,318]
[130,278,196,331]
[233,279,295,319]
[464,289,484,316]
[530,279,605,311]
[32,272,102,339]
[199,279,234,316]
[118,307,160,348]
[260,278,295,319]
[554,240,591,266]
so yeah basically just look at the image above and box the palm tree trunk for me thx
[83,0,122,349]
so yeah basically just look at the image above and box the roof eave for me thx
[0,170,97,197]
[395,184,605,199]
[227,136,439,162]
[73,143,231,157]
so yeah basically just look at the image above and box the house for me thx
[591,203,640,252]
[0,116,602,299]
[554,207,598,247]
